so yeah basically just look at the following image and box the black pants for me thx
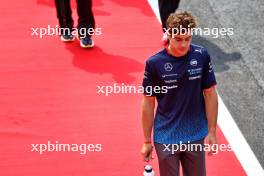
[158,0,180,31]
[155,139,206,176]
[55,0,95,31]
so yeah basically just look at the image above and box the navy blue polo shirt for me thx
[142,44,217,144]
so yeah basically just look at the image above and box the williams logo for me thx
[190,59,198,67]
[164,63,173,71]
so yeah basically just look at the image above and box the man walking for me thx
[55,0,95,48]
[141,11,218,176]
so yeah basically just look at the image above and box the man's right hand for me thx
[141,143,153,162]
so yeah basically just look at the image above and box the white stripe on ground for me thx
[147,0,264,175]
[218,96,264,176]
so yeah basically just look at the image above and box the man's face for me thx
[169,33,192,55]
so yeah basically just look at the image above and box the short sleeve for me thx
[202,50,217,89]
[142,60,157,96]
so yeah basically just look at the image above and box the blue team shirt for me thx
[142,44,217,144]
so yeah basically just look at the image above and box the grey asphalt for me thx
[179,0,264,168]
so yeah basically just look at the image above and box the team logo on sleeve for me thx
[164,63,173,71]
[209,62,213,72]
[143,71,148,79]
[190,59,198,67]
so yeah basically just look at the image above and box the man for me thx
[141,11,218,176]
[55,0,95,48]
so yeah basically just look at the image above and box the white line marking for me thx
[218,96,264,176]
[147,0,264,175]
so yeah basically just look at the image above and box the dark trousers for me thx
[154,139,206,176]
[55,0,95,30]
[158,0,180,31]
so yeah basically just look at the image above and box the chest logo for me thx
[190,59,198,67]
[164,63,173,71]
